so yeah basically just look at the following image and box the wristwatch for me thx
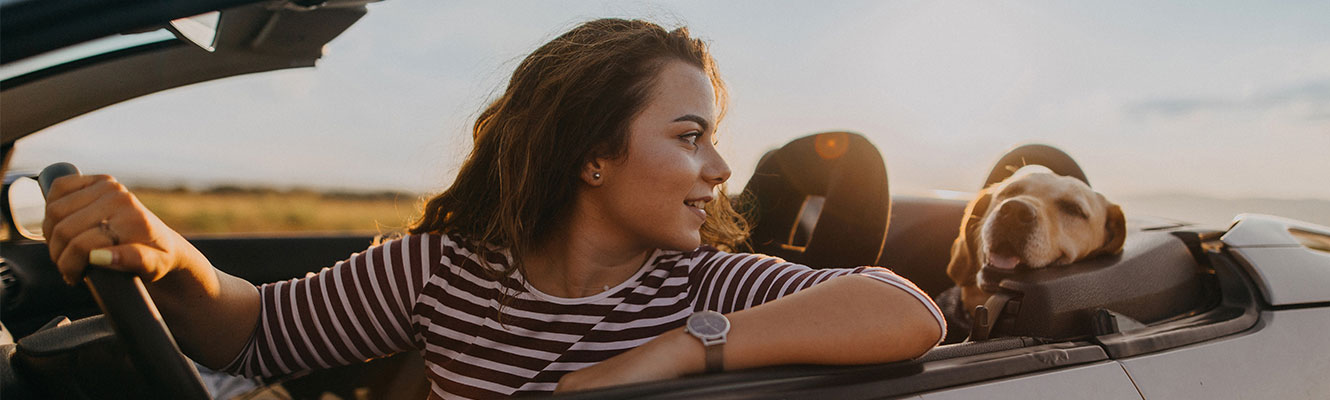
[685,310,731,373]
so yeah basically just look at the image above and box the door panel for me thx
[918,361,1142,400]
[190,234,378,284]
[1119,309,1330,399]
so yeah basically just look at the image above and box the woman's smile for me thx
[685,197,711,223]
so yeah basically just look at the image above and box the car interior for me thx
[0,1,1270,398]
[0,132,1263,399]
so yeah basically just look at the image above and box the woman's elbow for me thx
[894,298,944,360]
[848,275,944,361]
[905,312,943,359]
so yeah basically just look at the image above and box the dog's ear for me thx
[1094,203,1127,256]
[947,188,994,286]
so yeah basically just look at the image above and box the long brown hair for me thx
[410,18,749,281]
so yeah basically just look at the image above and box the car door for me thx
[1117,308,1330,399]
[916,361,1142,400]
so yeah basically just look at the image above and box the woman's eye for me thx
[680,132,701,147]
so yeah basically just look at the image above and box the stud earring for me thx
[593,172,601,180]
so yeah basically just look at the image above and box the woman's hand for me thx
[41,174,262,369]
[42,174,204,285]
[555,329,703,393]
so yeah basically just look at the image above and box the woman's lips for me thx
[685,199,709,222]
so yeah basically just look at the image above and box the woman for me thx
[43,19,944,398]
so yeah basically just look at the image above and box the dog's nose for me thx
[996,200,1037,225]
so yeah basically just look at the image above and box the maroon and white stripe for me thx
[223,233,945,399]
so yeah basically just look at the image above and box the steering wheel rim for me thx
[39,163,211,400]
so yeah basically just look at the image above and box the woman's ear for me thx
[581,158,606,186]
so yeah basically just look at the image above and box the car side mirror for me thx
[5,176,46,240]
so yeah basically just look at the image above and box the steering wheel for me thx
[38,163,211,400]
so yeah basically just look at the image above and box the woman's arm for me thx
[45,174,432,374]
[43,174,261,368]
[556,274,943,391]
[148,261,261,369]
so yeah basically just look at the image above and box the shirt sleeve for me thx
[687,249,947,341]
[220,233,441,378]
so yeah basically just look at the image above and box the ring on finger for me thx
[99,219,120,246]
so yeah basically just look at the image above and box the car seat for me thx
[741,131,890,269]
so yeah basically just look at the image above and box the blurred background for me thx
[9,0,1329,233]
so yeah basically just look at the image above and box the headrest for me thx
[742,132,889,268]
[983,144,1090,188]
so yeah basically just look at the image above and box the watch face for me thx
[687,311,730,337]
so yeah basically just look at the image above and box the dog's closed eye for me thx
[1056,199,1088,219]
[999,184,1024,198]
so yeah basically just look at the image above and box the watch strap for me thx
[687,311,729,374]
[704,341,723,373]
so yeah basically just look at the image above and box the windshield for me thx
[10,0,1329,232]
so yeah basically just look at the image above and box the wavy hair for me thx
[410,19,749,282]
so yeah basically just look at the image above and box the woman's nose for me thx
[703,147,731,184]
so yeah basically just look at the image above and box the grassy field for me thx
[27,185,1326,240]
[132,187,424,236]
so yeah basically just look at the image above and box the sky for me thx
[9,0,1330,205]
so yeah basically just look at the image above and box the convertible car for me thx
[3,1,1329,399]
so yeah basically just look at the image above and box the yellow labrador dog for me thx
[938,172,1126,342]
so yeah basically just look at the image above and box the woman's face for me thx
[590,60,731,251]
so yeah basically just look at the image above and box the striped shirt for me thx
[222,233,945,399]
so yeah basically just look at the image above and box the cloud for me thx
[1125,79,1330,121]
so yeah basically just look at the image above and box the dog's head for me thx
[947,172,1126,311]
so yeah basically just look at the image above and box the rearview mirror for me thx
[169,11,221,52]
